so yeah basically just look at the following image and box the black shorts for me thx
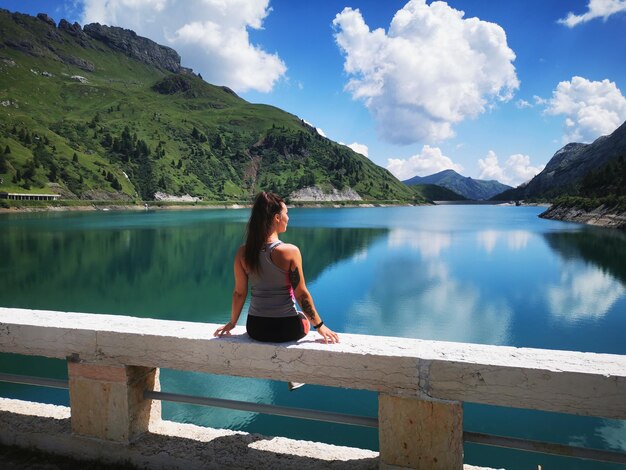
[246,313,309,342]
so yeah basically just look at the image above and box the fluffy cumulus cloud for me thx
[345,142,369,157]
[558,0,626,27]
[81,0,286,93]
[478,151,544,186]
[332,0,519,144]
[386,145,463,180]
[545,76,626,143]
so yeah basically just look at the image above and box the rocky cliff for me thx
[0,9,187,74]
[497,120,626,200]
[83,23,184,73]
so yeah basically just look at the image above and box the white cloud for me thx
[332,0,519,144]
[478,151,507,182]
[558,0,626,27]
[386,145,463,180]
[516,99,532,109]
[544,76,626,143]
[478,151,544,186]
[345,142,369,158]
[81,0,286,93]
[303,119,327,137]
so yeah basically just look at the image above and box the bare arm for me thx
[214,246,248,337]
[289,246,339,344]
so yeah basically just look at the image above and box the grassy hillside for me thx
[0,10,418,203]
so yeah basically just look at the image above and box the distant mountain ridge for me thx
[403,169,512,200]
[409,183,467,201]
[496,120,626,200]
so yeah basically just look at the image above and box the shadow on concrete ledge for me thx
[0,398,379,469]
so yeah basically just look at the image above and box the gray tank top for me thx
[248,241,298,318]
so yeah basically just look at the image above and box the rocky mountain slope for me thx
[0,9,418,203]
[496,120,626,200]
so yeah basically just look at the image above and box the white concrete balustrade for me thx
[0,307,625,469]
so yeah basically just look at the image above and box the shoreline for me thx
[0,201,422,213]
[539,205,626,229]
[0,200,553,214]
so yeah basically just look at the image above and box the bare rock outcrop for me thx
[540,204,626,229]
[83,23,182,73]
[36,13,56,27]
[289,186,362,202]
[153,192,200,202]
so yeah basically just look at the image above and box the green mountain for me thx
[495,120,626,201]
[409,183,467,201]
[403,169,511,200]
[0,10,418,203]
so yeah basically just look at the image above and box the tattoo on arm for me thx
[289,267,301,290]
[299,296,315,321]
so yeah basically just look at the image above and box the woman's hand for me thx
[317,324,339,344]
[214,321,235,337]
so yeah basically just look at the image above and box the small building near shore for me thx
[0,192,60,201]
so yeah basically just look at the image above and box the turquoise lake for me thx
[1,205,625,469]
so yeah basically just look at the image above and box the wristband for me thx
[313,320,324,330]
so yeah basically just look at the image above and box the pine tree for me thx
[0,152,7,173]
[4,145,10,154]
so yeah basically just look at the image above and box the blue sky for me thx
[3,0,626,186]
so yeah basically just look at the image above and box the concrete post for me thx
[67,361,161,443]
[378,394,463,469]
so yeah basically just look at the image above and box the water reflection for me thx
[477,230,499,253]
[0,216,244,321]
[596,420,626,452]
[388,228,452,258]
[349,257,512,344]
[547,261,625,320]
[282,226,386,281]
[543,229,626,321]
[344,229,513,344]
[162,371,274,430]
[476,230,532,254]
[0,212,386,324]
[543,229,626,286]
[1,207,625,467]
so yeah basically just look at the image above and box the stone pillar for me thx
[67,361,161,443]
[378,394,463,469]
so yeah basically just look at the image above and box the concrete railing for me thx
[0,307,625,469]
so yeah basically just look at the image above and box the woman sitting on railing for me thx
[214,191,339,364]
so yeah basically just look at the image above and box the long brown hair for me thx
[244,191,285,273]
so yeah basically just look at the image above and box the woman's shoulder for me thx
[235,244,246,258]
[274,242,300,258]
